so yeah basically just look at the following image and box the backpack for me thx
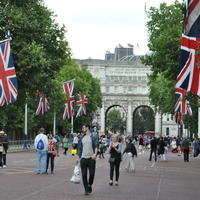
[37,139,44,150]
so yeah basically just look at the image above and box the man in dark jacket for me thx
[123,138,137,172]
[182,137,190,162]
[149,137,158,162]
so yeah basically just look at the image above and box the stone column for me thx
[100,103,105,134]
[127,101,132,135]
[155,112,160,135]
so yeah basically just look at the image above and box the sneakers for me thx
[88,185,92,193]
[3,165,6,168]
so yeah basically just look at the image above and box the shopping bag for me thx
[71,149,77,155]
[70,164,81,184]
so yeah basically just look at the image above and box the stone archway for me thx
[132,105,155,136]
[105,105,127,135]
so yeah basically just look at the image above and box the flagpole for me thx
[53,110,56,136]
[23,103,28,149]
[71,115,74,135]
[0,31,12,44]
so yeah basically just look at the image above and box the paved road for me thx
[0,146,199,200]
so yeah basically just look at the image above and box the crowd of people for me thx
[2,126,199,196]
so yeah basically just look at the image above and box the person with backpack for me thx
[34,128,48,174]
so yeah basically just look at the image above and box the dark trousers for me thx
[99,148,104,158]
[63,147,68,154]
[149,148,157,161]
[0,153,2,167]
[184,149,189,162]
[46,153,55,172]
[110,159,121,182]
[80,158,96,192]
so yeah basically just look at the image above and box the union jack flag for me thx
[63,80,75,120]
[76,93,88,118]
[184,0,200,37]
[0,41,18,106]
[175,112,183,125]
[175,34,200,96]
[35,93,50,115]
[174,88,193,115]
[127,43,134,48]
[175,0,200,96]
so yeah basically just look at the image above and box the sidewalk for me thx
[0,147,199,200]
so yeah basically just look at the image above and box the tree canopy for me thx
[0,0,102,137]
[141,1,198,135]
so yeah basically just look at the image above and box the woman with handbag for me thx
[46,134,57,174]
[108,134,122,186]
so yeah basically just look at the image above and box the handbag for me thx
[0,145,3,152]
[70,164,81,184]
[52,151,57,156]
[109,157,115,162]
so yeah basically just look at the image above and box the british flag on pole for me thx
[174,88,193,116]
[0,41,18,106]
[63,80,75,120]
[76,93,88,118]
[35,93,50,115]
[175,0,200,96]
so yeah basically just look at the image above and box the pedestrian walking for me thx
[99,135,105,158]
[63,134,69,155]
[46,134,57,174]
[34,128,48,174]
[158,137,166,161]
[76,124,99,195]
[0,131,8,167]
[182,137,190,162]
[108,134,122,186]
[123,138,137,172]
[149,136,158,162]
[138,135,144,155]
[72,133,79,156]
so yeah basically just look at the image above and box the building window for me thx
[166,127,169,136]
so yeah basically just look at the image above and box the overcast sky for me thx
[43,0,182,60]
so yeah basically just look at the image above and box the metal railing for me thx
[7,139,74,152]
[7,140,35,152]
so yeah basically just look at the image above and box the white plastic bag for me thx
[70,164,81,184]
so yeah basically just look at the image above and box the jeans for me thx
[184,149,189,162]
[149,148,157,161]
[110,158,121,182]
[46,153,55,172]
[126,153,135,171]
[36,150,47,173]
[80,158,96,192]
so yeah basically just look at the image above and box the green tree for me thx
[106,109,126,134]
[54,60,102,133]
[141,1,199,134]
[141,1,184,114]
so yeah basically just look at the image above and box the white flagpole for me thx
[25,103,28,136]
[24,103,28,149]
[198,108,200,138]
[71,115,74,135]
[53,110,56,135]
[0,31,12,44]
